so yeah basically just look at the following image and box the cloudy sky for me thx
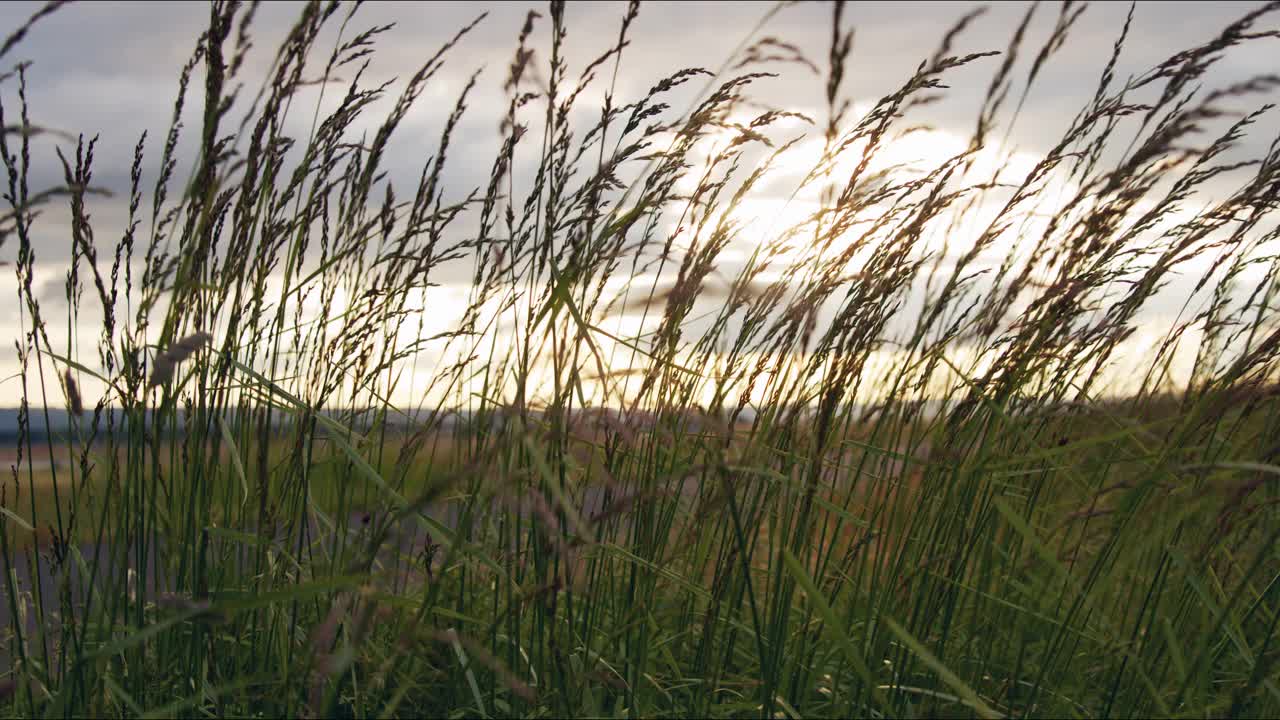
[1,1,1278,408]
[1,1,1272,167]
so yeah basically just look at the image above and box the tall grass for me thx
[3,0,1280,716]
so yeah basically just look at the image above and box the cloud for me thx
[2,1,1278,405]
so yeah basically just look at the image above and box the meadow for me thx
[3,1,1280,717]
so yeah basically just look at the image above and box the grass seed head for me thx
[63,368,82,416]
[148,331,214,387]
